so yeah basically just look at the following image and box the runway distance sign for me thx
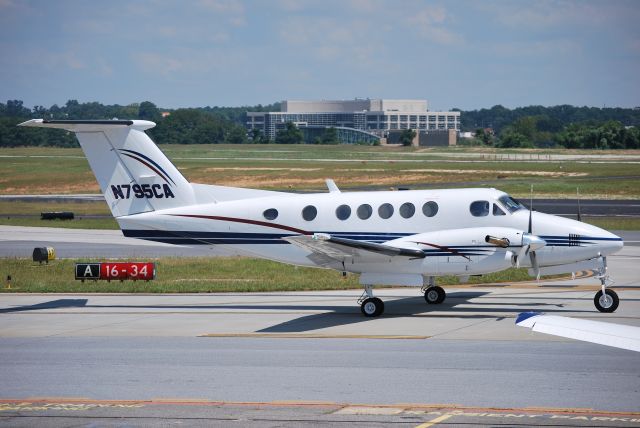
[75,262,156,281]
[75,263,100,280]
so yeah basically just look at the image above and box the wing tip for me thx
[516,311,542,326]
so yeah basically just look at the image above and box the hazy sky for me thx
[1,0,638,110]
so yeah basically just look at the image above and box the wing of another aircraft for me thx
[283,233,425,266]
[516,312,640,352]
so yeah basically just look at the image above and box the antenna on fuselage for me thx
[528,184,533,234]
[577,187,582,222]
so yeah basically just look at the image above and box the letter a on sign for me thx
[84,265,94,276]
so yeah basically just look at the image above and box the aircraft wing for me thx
[283,233,425,266]
[516,312,640,352]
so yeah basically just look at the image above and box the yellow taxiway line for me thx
[198,333,429,339]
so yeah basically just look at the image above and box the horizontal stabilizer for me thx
[516,312,640,352]
[19,119,155,132]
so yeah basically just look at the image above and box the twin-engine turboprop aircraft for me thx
[19,119,624,316]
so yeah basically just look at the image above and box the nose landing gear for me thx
[594,257,619,313]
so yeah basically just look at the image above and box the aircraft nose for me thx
[593,228,624,256]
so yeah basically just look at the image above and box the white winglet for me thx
[516,312,640,352]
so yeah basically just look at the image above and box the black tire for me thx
[424,286,446,304]
[361,297,384,317]
[594,289,619,313]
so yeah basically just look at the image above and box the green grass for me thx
[0,216,118,229]
[2,145,640,198]
[0,257,535,293]
[583,217,640,231]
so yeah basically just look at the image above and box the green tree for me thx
[474,128,493,145]
[496,129,534,148]
[225,125,248,144]
[138,101,161,122]
[275,122,303,144]
[399,129,416,146]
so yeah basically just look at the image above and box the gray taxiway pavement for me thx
[1,226,639,426]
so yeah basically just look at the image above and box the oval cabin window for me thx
[470,201,490,217]
[302,205,317,221]
[399,202,415,218]
[336,204,351,220]
[263,208,278,220]
[357,204,373,220]
[422,201,439,217]
[378,203,394,219]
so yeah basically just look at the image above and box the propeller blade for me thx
[516,245,528,268]
[530,251,540,280]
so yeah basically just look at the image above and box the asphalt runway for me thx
[1,226,639,426]
[0,248,639,426]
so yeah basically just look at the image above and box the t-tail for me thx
[18,119,196,217]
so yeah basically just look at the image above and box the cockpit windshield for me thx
[498,195,525,213]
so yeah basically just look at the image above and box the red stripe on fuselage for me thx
[166,214,311,235]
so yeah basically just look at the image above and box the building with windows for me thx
[246,99,460,144]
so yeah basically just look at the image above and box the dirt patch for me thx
[401,169,588,177]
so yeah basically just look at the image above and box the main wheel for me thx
[424,286,446,304]
[594,289,619,313]
[361,297,384,317]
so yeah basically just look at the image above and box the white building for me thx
[247,99,461,141]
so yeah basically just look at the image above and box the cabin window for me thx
[493,204,506,216]
[378,203,394,219]
[263,208,278,220]
[470,201,490,217]
[357,204,373,220]
[399,202,415,218]
[302,205,317,221]
[422,201,438,217]
[336,204,351,220]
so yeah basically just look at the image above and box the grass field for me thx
[2,145,640,198]
[0,257,536,294]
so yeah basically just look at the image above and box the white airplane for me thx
[516,312,640,353]
[19,119,624,317]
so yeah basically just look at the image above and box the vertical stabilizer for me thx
[18,119,196,217]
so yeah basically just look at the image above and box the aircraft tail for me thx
[18,119,196,217]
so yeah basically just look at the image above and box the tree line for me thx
[460,104,640,149]
[0,99,279,148]
[1,99,638,149]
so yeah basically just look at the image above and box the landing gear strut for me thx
[359,284,384,317]
[594,256,619,313]
[422,276,446,304]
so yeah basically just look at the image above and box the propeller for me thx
[515,185,546,280]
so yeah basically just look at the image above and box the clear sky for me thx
[1,0,638,111]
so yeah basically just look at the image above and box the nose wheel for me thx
[594,289,619,313]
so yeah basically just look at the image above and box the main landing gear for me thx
[594,257,619,313]
[357,277,447,317]
[358,284,384,317]
[422,276,446,305]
